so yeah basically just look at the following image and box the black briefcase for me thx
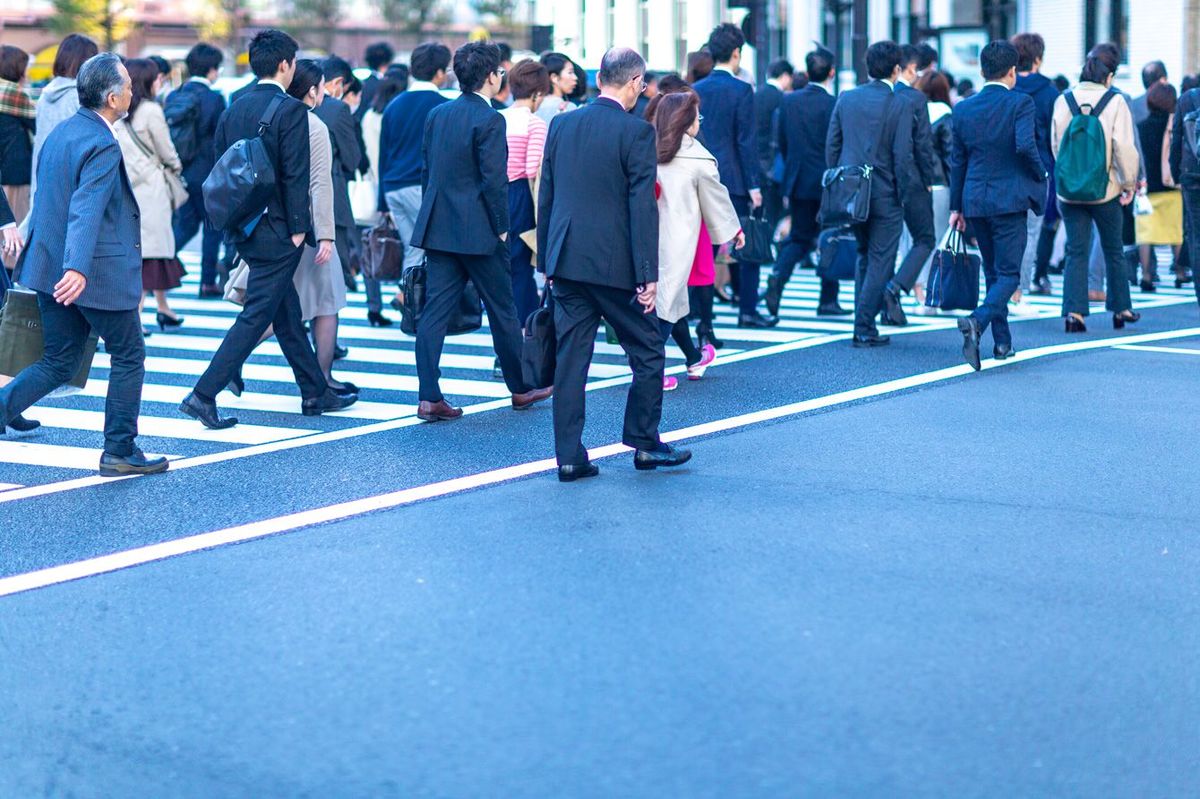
[399,261,484,337]
[521,292,555,390]
[732,207,775,265]
[818,165,873,227]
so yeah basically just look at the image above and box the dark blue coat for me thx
[20,109,141,311]
[1013,71,1059,172]
[949,85,1047,218]
[777,83,835,201]
[825,79,914,198]
[692,70,760,198]
[173,79,226,192]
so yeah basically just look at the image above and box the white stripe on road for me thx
[1114,344,1200,356]
[0,483,24,491]
[0,441,175,470]
[20,407,315,446]
[2,325,1198,598]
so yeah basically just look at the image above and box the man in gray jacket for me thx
[0,54,167,476]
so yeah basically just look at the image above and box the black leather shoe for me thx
[558,463,600,482]
[816,303,851,316]
[764,275,783,317]
[958,316,982,371]
[302,389,358,416]
[1029,276,1053,296]
[1139,281,1157,293]
[179,392,238,429]
[634,444,693,471]
[99,448,169,477]
[993,343,1016,360]
[333,344,349,361]
[882,283,908,326]
[367,311,394,327]
[851,334,890,348]
[737,311,779,328]
[331,380,359,396]
[6,414,41,433]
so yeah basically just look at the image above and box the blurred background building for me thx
[1,1,1197,93]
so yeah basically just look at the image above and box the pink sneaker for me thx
[663,375,679,391]
[687,344,717,380]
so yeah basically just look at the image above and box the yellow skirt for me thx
[1135,190,1183,245]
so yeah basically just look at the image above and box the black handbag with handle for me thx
[521,291,555,390]
[925,229,981,312]
[362,216,403,282]
[818,92,895,228]
[732,206,775,265]
[399,260,484,337]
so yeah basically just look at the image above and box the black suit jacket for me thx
[313,96,361,230]
[537,98,658,290]
[356,73,380,122]
[755,83,784,180]
[411,93,508,256]
[895,81,939,196]
[214,82,311,245]
[825,80,914,199]
[778,83,835,201]
[175,79,227,189]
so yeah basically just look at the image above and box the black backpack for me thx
[202,95,284,237]
[163,87,202,164]
[1182,107,1200,184]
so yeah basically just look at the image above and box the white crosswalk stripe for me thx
[1,248,1191,482]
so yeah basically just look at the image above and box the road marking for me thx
[0,441,175,470]
[1114,344,1200,356]
[0,483,24,491]
[22,406,316,446]
[2,325,1198,599]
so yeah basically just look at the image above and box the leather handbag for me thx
[521,291,555,390]
[925,229,981,311]
[816,226,858,281]
[362,217,404,282]
[399,260,483,337]
[732,206,775,265]
[224,258,250,306]
[818,92,894,228]
[0,286,97,390]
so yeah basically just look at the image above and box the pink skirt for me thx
[688,222,714,287]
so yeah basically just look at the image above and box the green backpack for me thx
[1055,89,1117,202]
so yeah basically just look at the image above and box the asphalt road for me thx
[1,277,1198,797]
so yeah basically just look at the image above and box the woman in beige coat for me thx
[115,58,186,330]
[653,91,743,388]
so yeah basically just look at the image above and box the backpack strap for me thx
[1091,88,1118,119]
[256,95,285,137]
[1064,91,1082,117]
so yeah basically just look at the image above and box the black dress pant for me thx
[195,231,326,402]
[729,194,762,317]
[852,191,906,337]
[968,212,1027,348]
[774,196,839,305]
[0,293,143,456]
[893,188,936,292]
[551,277,664,466]
[416,244,530,403]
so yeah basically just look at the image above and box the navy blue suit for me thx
[171,79,227,288]
[2,109,147,456]
[693,70,764,317]
[826,79,914,337]
[950,84,1046,347]
[891,80,940,293]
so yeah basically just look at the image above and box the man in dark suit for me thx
[757,58,793,237]
[768,46,845,317]
[884,43,940,326]
[826,40,915,347]
[410,42,551,423]
[539,47,690,481]
[181,30,354,428]
[0,54,167,475]
[170,43,228,298]
[315,55,364,292]
[693,24,774,327]
[950,40,1047,370]
[356,41,394,122]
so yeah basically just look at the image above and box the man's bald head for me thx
[598,47,645,89]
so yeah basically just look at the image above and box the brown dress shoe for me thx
[417,399,463,422]
[512,385,553,410]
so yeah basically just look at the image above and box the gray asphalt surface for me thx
[1,300,1198,797]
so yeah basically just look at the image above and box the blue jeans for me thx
[0,293,144,456]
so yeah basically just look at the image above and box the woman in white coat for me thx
[653,91,743,389]
[115,58,186,330]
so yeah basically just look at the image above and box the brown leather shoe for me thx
[417,399,463,422]
[512,385,553,410]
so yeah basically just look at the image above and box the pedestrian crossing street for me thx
[0,250,1194,489]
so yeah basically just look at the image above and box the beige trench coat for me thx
[655,136,742,324]
[115,101,182,259]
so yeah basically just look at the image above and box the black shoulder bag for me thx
[202,94,285,237]
[818,91,895,227]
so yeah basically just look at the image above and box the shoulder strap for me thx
[870,88,896,167]
[1064,92,1082,117]
[1092,89,1118,119]
[123,118,155,159]
[256,94,285,137]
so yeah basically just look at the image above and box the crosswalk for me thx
[0,250,1194,489]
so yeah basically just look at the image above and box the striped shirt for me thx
[500,106,548,181]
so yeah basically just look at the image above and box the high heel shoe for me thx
[156,312,183,331]
[367,311,393,327]
[1064,315,1087,333]
[1113,311,1141,329]
[1176,275,1193,289]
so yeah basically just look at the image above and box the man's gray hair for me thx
[598,47,645,89]
[77,53,125,111]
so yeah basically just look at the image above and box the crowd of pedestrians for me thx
[0,24,1196,479]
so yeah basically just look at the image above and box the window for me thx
[892,0,929,44]
[674,0,688,73]
[1086,0,1129,62]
